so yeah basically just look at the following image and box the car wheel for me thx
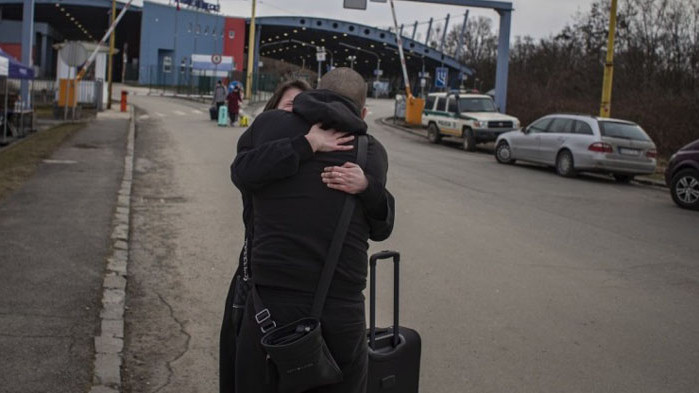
[671,168,699,210]
[555,150,577,178]
[613,174,634,183]
[427,123,441,144]
[495,141,515,164]
[462,128,476,152]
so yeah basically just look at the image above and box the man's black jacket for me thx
[231,90,395,300]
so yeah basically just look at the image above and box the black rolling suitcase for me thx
[366,251,421,393]
[209,106,218,120]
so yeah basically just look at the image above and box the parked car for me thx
[494,114,657,182]
[421,91,520,151]
[665,139,699,210]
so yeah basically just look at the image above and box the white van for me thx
[421,92,520,151]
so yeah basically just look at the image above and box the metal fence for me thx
[31,79,104,109]
[1,77,104,145]
[139,66,320,105]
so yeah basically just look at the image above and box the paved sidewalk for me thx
[0,110,130,392]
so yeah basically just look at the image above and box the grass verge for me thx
[0,123,86,201]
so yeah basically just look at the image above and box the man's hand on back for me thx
[305,123,355,153]
[321,162,369,194]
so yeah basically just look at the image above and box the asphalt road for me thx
[124,93,699,393]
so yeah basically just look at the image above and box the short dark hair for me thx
[263,79,312,112]
[319,67,367,109]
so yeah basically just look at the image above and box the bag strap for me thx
[252,135,369,332]
[310,134,368,317]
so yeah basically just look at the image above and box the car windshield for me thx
[599,121,651,141]
[458,97,497,112]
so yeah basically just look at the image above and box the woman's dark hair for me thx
[263,79,312,112]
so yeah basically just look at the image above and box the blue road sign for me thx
[435,67,448,88]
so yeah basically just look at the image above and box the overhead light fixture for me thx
[66,12,70,16]
[55,3,59,7]
[333,35,337,39]
[283,33,288,36]
[293,29,298,33]
[343,33,348,36]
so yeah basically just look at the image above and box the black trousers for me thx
[234,286,368,393]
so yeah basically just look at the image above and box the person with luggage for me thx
[213,80,227,115]
[226,84,243,126]
[229,68,395,393]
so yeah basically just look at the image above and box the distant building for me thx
[0,0,246,85]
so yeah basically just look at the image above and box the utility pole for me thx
[599,0,617,118]
[107,0,116,109]
[245,0,257,99]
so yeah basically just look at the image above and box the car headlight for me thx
[514,119,521,128]
[474,121,487,128]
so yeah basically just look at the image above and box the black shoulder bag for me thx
[250,135,368,393]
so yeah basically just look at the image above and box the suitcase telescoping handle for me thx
[369,250,400,350]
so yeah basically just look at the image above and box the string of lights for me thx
[54,2,95,41]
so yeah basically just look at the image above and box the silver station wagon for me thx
[494,114,657,182]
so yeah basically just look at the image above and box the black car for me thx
[665,139,699,210]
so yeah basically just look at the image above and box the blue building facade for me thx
[138,1,235,86]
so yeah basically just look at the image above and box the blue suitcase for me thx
[366,251,422,393]
[218,105,228,126]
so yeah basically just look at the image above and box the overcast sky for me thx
[151,0,598,39]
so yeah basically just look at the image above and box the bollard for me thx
[120,90,128,112]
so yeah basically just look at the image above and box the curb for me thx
[633,177,667,188]
[378,116,427,139]
[89,106,135,393]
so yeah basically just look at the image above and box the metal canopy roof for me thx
[254,16,473,83]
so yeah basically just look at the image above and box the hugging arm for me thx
[231,122,313,193]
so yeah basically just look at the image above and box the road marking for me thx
[191,109,202,114]
[139,114,150,120]
[154,112,165,117]
[43,159,78,164]
[173,110,186,116]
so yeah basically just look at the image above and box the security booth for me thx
[1,47,35,145]
[54,42,113,116]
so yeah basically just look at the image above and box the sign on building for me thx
[179,0,220,12]
[191,54,234,76]
[343,0,367,10]
[435,67,448,88]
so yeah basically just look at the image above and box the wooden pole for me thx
[599,0,617,118]
[245,0,256,99]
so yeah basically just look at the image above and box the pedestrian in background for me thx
[226,84,243,126]
[213,80,227,115]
